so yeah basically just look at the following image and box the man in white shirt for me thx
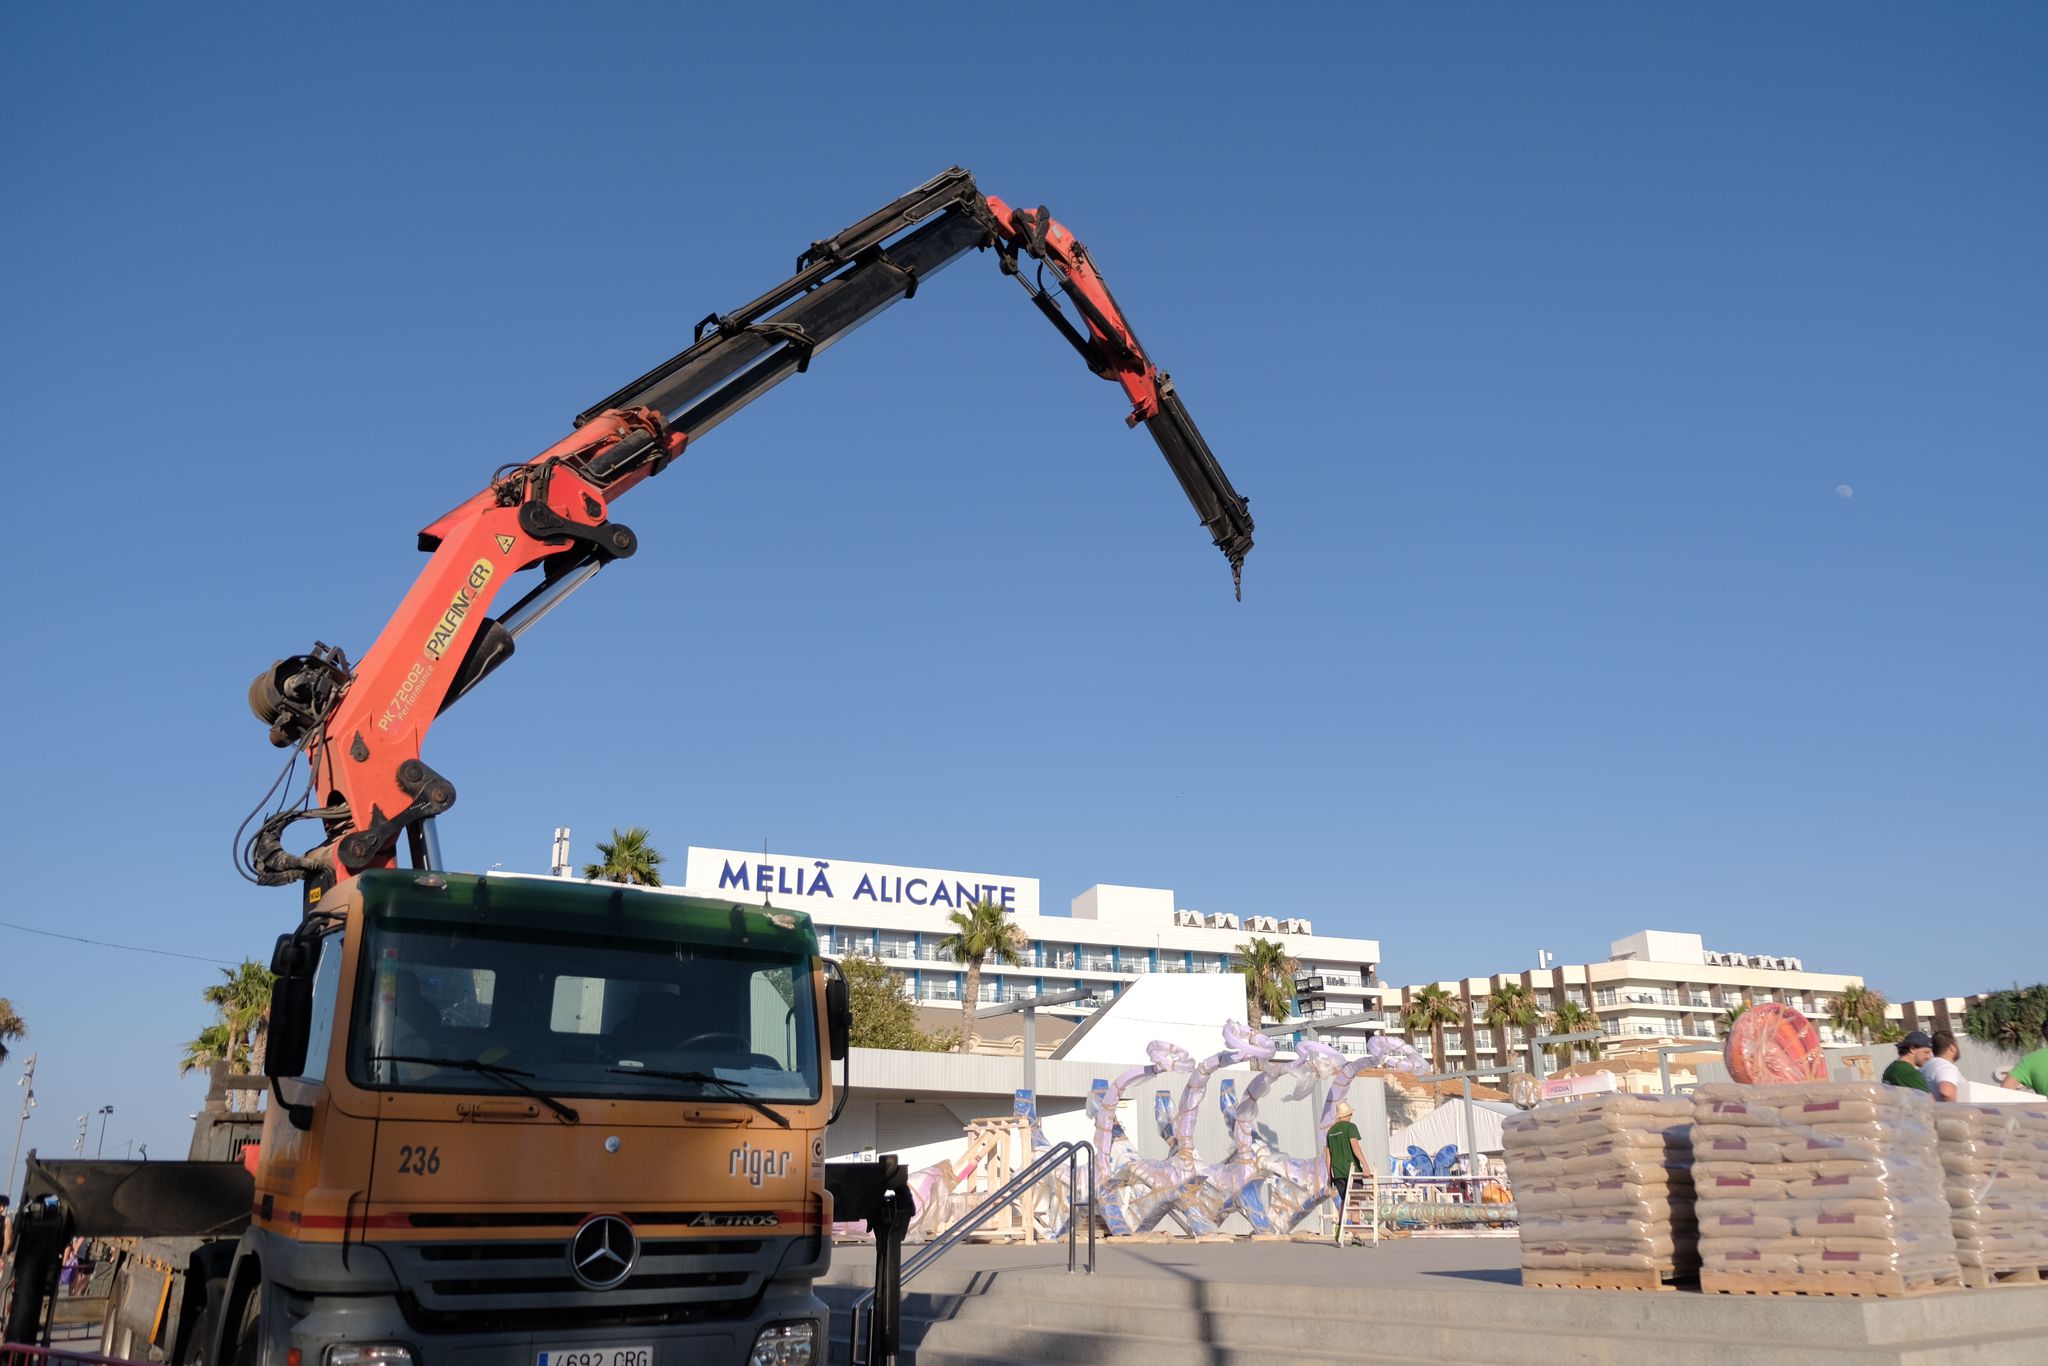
[1921,1030,1963,1102]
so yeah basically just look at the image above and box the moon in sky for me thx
[1835,484,1855,499]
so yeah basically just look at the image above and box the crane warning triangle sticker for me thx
[496,535,516,554]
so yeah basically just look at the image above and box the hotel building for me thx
[1390,929,1870,1071]
[673,845,1393,1053]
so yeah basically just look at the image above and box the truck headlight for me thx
[749,1320,815,1366]
[326,1345,415,1366]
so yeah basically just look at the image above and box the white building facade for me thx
[681,846,1391,1051]
[1392,929,1870,1072]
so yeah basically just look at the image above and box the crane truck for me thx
[5,166,1252,1366]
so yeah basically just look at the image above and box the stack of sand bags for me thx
[1503,1094,1696,1283]
[1936,1103,2048,1282]
[1692,1082,1959,1291]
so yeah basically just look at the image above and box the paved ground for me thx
[820,1235,2048,1364]
[823,1233,1527,1292]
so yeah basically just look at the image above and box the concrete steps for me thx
[820,1265,2048,1366]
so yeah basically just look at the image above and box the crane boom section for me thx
[246,168,1254,891]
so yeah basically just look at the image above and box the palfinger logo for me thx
[423,559,495,661]
[567,1213,638,1290]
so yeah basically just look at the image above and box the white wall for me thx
[1609,930,1706,965]
[1071,884,1174,927]
[1051,975,1250,1064]
[828,1093,1094,1167]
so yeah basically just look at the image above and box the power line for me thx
[0,918,240,966]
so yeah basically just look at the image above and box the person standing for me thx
[1921,1030,1963,1102]
[1882,1031,1933,1091]
[0,1193,12,1303]
[2002,1020,2048,1096]
[1326,1100,1367,1199]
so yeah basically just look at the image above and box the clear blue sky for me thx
[2,4,2042,1167]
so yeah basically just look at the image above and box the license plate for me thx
[537,1347,652,1366]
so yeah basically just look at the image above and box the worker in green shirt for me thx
[2002,1020,2048,1096]
[1882,1031,1933,1091]
[1326,1100,1367,1197]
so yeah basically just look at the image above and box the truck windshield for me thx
[345,917,820,1105]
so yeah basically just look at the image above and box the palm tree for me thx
[1825,989,1860,1043]
[583,827,664,886]
[1719,1000,1751,1038]
[0,998,24,1066]
[179,1022,233,1078]
[1830,984,1887,1044]
[203,959,277,1094]
[1482,984,1539,1058]
[937,898,1026,1053]
[1400,985,1466,1074]
[1235,936,1299,1027]
[1549,999,1600,1064]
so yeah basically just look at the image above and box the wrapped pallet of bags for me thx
[1936,1103,2048,1287]
[1503,1094,1696,1288]
[1692,1082,1960,1295]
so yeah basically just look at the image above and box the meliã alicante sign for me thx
[683,846,1040,917]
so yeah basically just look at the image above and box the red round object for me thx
[1724,1003,1830,1084]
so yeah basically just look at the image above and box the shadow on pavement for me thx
[1422,1266,1523,1284]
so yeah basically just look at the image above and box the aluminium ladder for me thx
[1333,1167,1380,1247]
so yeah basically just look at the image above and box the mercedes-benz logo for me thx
[567,1213,638,1291]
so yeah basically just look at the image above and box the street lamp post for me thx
[7,1054,35,1201]
[973,988,1093,1097]
[96,1105,114,1159]
[1527,1028,1605,1083]
[1267,1008,1385,1126]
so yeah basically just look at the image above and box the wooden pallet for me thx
[1960,1264,2048,1289]
[1702,1269,1959,1299]
[1522,1267,1691,1292]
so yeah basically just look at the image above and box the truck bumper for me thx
[283,1284,825,1366]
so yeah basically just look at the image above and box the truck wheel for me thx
[233,1289,263,1366]
[176,1243,238,1366]
[183,1275,229,1366]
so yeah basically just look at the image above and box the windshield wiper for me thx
[370,1054,580,1124]
[606,1067,791,1128]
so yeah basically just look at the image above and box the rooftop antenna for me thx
[551,826,571,878]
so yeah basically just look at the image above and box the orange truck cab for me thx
[231,868,844,1366]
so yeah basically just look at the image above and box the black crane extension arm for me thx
[570,165,1255,594]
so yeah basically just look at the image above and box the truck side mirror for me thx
[264,932,314,1079]
[826,967,851,1061]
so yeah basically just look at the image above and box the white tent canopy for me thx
[1388,1098,1517,1165]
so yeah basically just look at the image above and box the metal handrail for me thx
[847,1139,1095,1366]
